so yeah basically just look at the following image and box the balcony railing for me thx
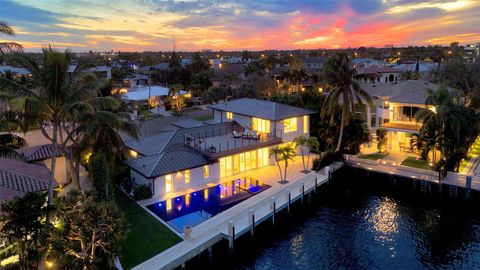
[183,126,283,158]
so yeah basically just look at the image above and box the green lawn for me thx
[193,114,214,121]
[358,152,389,160]
[115,189,181,269]
[401,156,431,170]
[459,142,480,172]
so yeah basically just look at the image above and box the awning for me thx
[381,122,422,132]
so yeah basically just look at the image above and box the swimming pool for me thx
[146,177,271,232]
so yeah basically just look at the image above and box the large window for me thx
[165,174,173,192]
[203,166,209,179]
[184,170,190,184]
[303,115,308,134]
[219,148,270,178]
[226,111,233,120]
[252,117,270,133]
[284,117,297,133]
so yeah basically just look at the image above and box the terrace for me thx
[183,125,283,158]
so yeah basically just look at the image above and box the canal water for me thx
[190,166,480,269]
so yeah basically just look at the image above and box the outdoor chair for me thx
[233,130,241,139]
[242,128,251,139]
[251,130,259,140]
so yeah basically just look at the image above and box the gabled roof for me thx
[125,131,176,156]
[171,118,203,129]
[124,122,242,178]
[0,158,58,202]
[124,147,209,178]
[208,98,316,121]
[17,144,62,162]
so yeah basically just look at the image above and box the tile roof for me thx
[124,122,242,178]
[0,158,58,202]
[171,118,204,129]
[17,144,62,162]
[124,131,176,156]
[124,147,209,178]
[359,80,457,105]
[208,98,316,121]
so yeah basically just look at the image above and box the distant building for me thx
[67,65,112,79]
[303,57,328,69]
[358,80,457,152]
[360,66,402,84]
[464,43,480,62]
[352,58,387,69]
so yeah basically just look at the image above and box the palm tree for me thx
[0,47,135,206]
[270,145,296,184]
[321,53,374,152]
[0,21,23,54]
[0,111,26,159]
[415,86,477,171]
[293,136,319,172]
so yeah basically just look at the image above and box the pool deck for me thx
[346,154,480,191]
[131,159,343,270]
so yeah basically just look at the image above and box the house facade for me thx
[124,98,315,199]
[358,80,455,153]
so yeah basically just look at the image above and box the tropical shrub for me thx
[133,184,152,200]
[376,128,388,153]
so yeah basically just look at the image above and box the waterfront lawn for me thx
[401,157,430,170]
[459,142,480,172]
[115,189,181,269]
[358,152,388,160]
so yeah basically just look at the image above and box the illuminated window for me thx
[226,111,233,120]
[204,189,209,201]
[203,165,209,179]
[185,194,190,207]
[284,117,297,133]
[252,117,270,133]
[185,170,190,184]
[166,199,172,212]
[303,115,308,134]
[258,148,269,167]
[130,150,138,158]
[165,174,173,192]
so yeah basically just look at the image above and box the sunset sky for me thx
[1,0,479,52]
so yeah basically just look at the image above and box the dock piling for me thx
[249,209,255,238]
[271,197,276,225]
[228,220,235,252]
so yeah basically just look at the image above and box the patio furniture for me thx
[233,130,241,139]
[242,128,251,139]
[251,130,259,140]
[208,145,217,153]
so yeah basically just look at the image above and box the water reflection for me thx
[197,167,480,270]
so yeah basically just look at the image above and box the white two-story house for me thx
[358,80,457,153]
[124,98,315,200]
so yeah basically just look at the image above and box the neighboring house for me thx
[0,158,59,203]
[0,64,30,76]
[123,98,315,199]
[67,65,112,79]
[358,80,457,152]
[123,73,150,87]
[211,64,245,88]
[303,57,328,70]
[352,58,387,69]
[361,66,403,84]
[0,63,111,79]
[17,144,68,185]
